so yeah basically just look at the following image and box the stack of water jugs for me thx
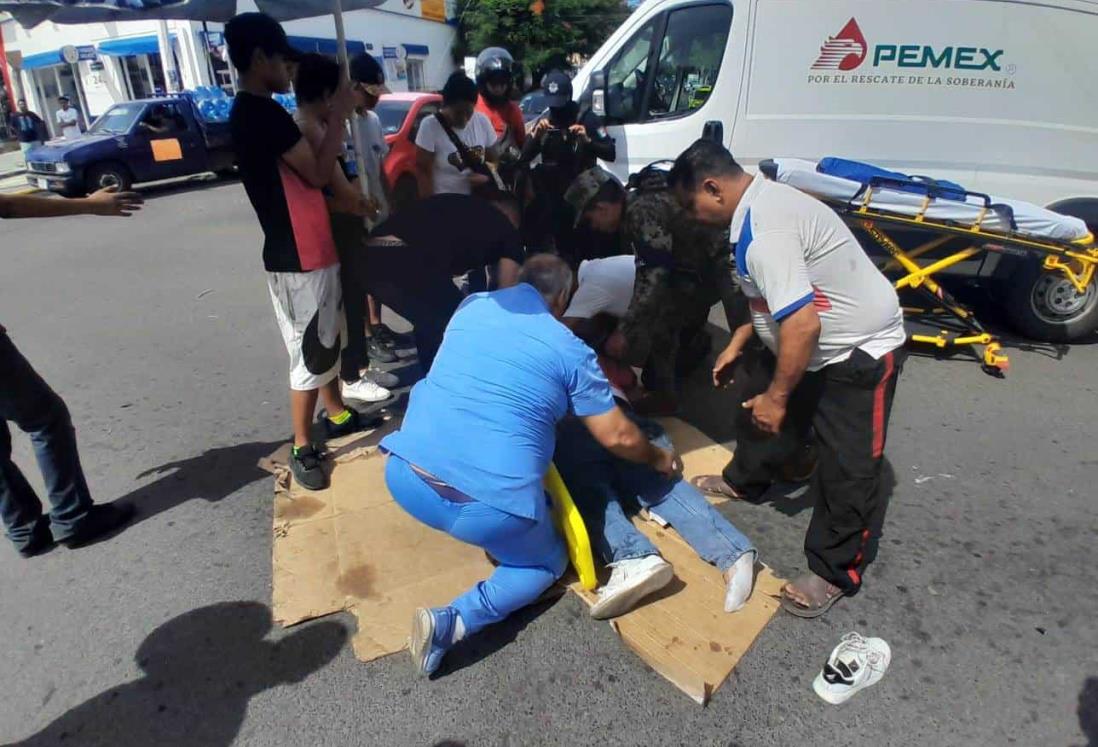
[188,87,298,123]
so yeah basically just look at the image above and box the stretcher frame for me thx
[823,177,1098,375]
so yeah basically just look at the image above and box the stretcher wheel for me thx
[544,463,598,591]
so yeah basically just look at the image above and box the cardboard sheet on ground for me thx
[264,418,784,704]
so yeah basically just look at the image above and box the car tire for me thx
[85,162,133,193]
[1000,199,1098,342]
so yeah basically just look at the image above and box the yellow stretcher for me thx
[544,463,598,591]
[827,180,1098,375]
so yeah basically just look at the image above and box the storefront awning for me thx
[287,35,366,56]
[21,49,65,69]
[97,34,176,57]
[402,43,429,57]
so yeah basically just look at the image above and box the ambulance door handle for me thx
[702,120,723,143]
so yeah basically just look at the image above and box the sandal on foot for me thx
[689,475,746,500]
[781,573,845,619]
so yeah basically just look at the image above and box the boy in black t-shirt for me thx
[226,12,376,491]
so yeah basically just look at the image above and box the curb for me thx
[0,169,27,179]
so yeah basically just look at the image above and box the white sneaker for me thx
[813,632,891,705]
[723,551,756,612]
[589,555,674,620]
[341,377,391,403]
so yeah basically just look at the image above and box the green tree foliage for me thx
[455,0,630,83]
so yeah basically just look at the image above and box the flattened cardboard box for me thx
[267,418,784,704]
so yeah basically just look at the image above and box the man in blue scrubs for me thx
[382,254,679,676]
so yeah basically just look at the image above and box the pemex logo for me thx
[811,18,867,71]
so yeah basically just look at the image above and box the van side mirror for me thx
[590,70,607,117]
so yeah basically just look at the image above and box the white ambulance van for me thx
[572,0,1098,339]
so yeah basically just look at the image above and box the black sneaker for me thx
[17,523,55,558]
[366,336,398,364]
[373,323,407,348]
[365,367,400,389]
[290,443,328,491]
[58,501,136,549]
[322,408,384,440]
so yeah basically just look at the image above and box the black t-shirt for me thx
[371,194,524,275]
[11,112,42,143]
[230,92,338,273]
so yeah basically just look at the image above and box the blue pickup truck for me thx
[25,95,234,196]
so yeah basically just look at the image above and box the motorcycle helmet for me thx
[476,47,515,104]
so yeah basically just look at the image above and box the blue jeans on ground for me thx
[385,454,568,635]
[554,416,755,573]
[0,332,94,550]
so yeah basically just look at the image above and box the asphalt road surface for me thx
[1,180,1095,746]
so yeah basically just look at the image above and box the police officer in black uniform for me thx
[520,70,616,259]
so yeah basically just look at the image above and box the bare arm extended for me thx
[0,187,143,220]
[580,406,679,476]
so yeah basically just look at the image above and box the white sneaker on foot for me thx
[341,377,391,403]
[589,555,674,620]
[813,632,891,705]
[723,551,756,612]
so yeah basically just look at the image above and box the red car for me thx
[376,92,442,213]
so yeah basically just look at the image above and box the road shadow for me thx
[118,440,285,529]
[1079,677,1098,747]
[4,601,347,747]
[433,594,563,679]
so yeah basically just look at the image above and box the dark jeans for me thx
[0,332,94,549]
[359,241,464,374]
[332,214,369,382]
[727,344,905,593]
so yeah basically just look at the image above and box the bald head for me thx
[519,254,574,319]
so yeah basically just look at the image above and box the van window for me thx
[605,19,658,124]
[647,4,732,119]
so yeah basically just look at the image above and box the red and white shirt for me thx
[730,175,906,371]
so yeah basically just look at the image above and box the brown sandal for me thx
[689,475,746,500]
[781,573,845,618]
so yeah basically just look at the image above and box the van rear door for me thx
[593,0,740,181]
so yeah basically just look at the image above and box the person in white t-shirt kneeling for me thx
[670,139,908,621]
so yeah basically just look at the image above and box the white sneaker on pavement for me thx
[813,632,891,705]
[341,377,391,404]
[589,555,674,620]
[723,551,756,612]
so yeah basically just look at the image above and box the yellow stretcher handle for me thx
[544,463,598,591]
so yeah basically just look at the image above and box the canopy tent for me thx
[288,35,367,57]
[0,0,387,212]
[97,34,177,56]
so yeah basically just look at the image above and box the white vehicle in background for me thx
[572,0,1098,340]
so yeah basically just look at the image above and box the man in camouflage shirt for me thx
[563,166,747,409]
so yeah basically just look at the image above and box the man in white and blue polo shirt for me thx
[670,139,907,620]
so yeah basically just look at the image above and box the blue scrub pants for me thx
[385,454,568,635]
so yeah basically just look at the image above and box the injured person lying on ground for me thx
[557,312,757,619]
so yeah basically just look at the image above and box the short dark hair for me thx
[441,71,478,106]
[225,12,298,73]
[294,53,341,104]
[667,138,744,193]
[590,178,625,208]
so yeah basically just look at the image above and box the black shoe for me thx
[373,323,407,348]
[58,502,136,549]
[290,443,329,491]
[366,336,398,364]
[322,408,384,440]
[17,524,55,558]
[364,367,400,389]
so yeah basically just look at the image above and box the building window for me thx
[406,59,425,92]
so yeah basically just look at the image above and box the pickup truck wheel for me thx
[86,163,133,193]
[1000,198,1098,342]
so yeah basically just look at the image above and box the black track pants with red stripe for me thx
[805,346,904,594]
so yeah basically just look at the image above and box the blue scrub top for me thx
[381,283,616,519]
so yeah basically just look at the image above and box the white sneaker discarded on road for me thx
[341,377,391,404]
[813,632,891,705]
[589,555,674,620]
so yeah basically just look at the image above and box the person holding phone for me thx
[414,72,498,197]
